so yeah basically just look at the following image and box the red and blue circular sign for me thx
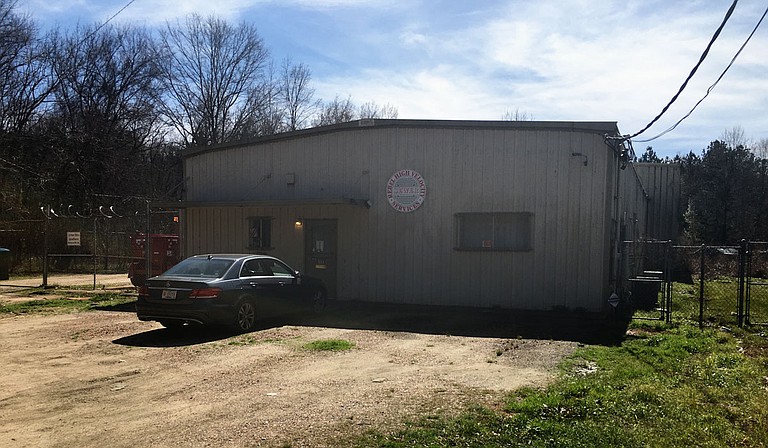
[386,169,427,213]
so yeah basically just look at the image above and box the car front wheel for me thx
[233,300,256,332]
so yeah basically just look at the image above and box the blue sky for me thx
[18,0,768,158]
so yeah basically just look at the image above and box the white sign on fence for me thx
[66,232,81,247]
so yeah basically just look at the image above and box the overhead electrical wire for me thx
[81,0,137,42]
[32,0,138,107]
[0,156,48,179]
[618,0,739,141]
[0,2,137,186]
[635,3,768,143]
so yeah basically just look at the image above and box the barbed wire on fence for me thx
[1,202,179,285]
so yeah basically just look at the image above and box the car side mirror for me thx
[294,270,301,278]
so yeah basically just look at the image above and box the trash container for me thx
[629,277,661,311]
[0,247,9,281]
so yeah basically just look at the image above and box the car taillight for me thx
[137,285,149,297]
[189,288,221,299]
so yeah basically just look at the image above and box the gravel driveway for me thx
[0,276,616,447]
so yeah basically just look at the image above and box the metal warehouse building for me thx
[166,119,678,312]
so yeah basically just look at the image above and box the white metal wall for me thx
[183,122,645,311]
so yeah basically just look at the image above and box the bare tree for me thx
[229,62,284,138]
[313,96,398,125]
[313,95,356,126]
[50,25,162,141]
[755,138,768,160]
[720,126,752,150]
[280,57,317,131]
[43,24,164,202]
[0,0,53,132]
[0,0,30,79]
[0,0,54,218]
[501,107,533,121]
[158,14,270,146]
[359,101,398,119]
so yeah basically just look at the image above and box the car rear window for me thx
[164,258,234,278]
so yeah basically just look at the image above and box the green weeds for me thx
[227,335,276,346]
[357,324,768,447]
[0,290,134,315]
[302,338,355,352]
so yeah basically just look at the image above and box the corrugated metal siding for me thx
[633,163,681,241]
[183,124,628,311]
[619,165,649,242]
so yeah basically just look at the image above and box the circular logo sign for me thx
[386,169,427,213]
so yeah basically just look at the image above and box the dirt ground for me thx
[0,275,612,447]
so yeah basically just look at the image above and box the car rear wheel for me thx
[233,300,256,332]
[311,289,327,313]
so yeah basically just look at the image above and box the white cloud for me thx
[22,0,259,26]
[401,0,768,152]
[118,0,389,23]
[118,0,253,24]
[400,30,428,46]
[18,0,768,155]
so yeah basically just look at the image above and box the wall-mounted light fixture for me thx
[294,218,303,229]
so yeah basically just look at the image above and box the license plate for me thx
[161,289,177,300]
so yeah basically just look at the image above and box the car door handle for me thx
[278,281,286,287]
[249,282,261,288]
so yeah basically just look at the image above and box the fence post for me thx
[699,244,705,329]
[744,240,752,327]
[92,216,97,290]
[737,240,747,327]
[618,240,632,316]
[665,240,673,324]
[145,201,152,280]
[42,208,49,288]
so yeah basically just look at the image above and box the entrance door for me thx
[304,219,338,297]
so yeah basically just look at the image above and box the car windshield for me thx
[163,257,234,279]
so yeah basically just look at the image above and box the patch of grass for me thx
[630,279,748,327]
[228,335,262,346]
[302,338,355,352]
[0,292,134,315]
[228,338,252,346]
[356,324,768,448]
[12,287,54,297]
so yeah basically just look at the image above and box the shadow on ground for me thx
[113,299,629,348]
[92,301,137,312]
[113,325,269,347]
[302,300,628,345]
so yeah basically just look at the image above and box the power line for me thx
[635,3,768,143]
[37,0,138,100]
[79,0,137,43]
[624,0,739,140]
[0,156,48,179]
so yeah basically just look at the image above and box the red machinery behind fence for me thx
[128,234,181,287]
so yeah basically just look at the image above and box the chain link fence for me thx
[746,242,768,326]
[620,240,767,328]
[0,219,45,275]
[0,205,179,288]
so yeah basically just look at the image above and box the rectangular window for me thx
[455,212,533,251]
[248,217,272,250]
